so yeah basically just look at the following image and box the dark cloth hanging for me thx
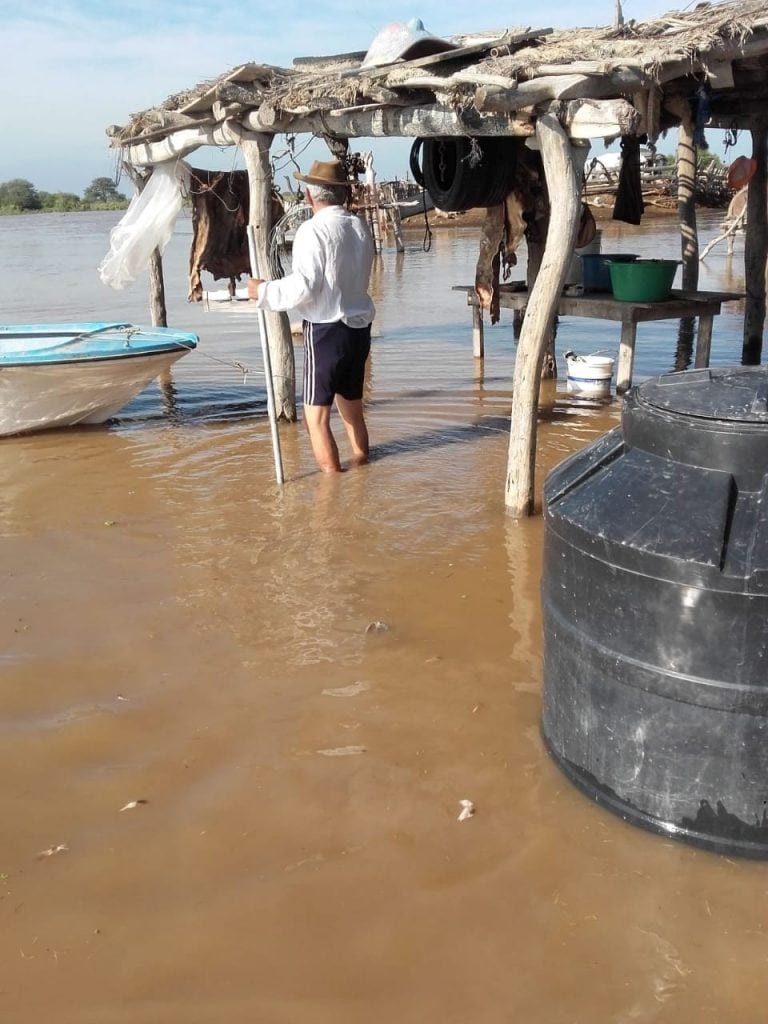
[612,136,645,226]
[188,169,251,302]
[576,203,597,248]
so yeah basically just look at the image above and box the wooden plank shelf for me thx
[453,285,744,392]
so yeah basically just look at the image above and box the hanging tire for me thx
[409,139,426,188]
[419,137,518,211]
[422,138,477,211]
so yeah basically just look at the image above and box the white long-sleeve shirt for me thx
[256,205,375,328]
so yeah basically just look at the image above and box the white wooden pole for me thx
[247,226,285,486]
[242,135,296,421]
[504,117,588,516]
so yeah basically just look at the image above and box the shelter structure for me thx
[107,0,768,515]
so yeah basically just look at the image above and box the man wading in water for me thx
[249,159,375,473]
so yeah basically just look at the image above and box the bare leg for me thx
[303,404,342,473]
[335,395,369,465]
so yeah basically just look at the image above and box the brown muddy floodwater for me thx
[0,211,766,1023]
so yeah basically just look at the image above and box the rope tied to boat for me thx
[176,340,292,388]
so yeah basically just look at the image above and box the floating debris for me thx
[119,799,148,812]
[38,843,68,859]
[457,799,476,822]
[317,746,367,757]
[103,520,118,527]
[322,681,370,698]
[365,621,389,634]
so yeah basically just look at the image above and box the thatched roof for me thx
[109,0,768,156]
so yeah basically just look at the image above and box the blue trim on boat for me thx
[0,323,198,367]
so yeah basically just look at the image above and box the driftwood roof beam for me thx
[474,70,647,113]
[241,103,538,138]
[108,116,218,148]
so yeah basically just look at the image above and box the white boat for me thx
[0,322,198,437]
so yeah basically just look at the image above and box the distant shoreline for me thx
[401,198,730,231]
[0,203,129,217]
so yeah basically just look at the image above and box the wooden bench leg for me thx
[472,302,485,359]
[695,313,714,368]
[616,321,637,393]
[513,308,524,339]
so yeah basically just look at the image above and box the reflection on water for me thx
[0,211,764,1024]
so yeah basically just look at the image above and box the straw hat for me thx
[727,156,757,191]
[293,159,351,187]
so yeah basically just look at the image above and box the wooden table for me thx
[453,285,743,392]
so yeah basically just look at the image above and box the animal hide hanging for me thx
[474,193,528,325]
[503,192,526,267]
[475,205,506,325]
[188,169,251,302]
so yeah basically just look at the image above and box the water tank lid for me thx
[638,366,768,424]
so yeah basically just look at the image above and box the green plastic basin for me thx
[608,259,679,302]
[581,253,638,292]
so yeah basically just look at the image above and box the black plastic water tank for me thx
[541,366,768,858]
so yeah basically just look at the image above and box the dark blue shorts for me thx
[303,320,371,407]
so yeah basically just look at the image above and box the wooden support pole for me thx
[123,163,168,327]
[367,205,382,254]
[241,135,297,421]
[676,106,699,291]
[525,236,557,378]
[472,302,485,359]
[743,118,768,365]
[149,252,168,328]
[388,205,405,253]
[505,117,587,516]
[616,321,638,393]
[695,313,714,369]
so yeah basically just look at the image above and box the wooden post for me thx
[669,99,700,362]
[505,117,587,516]
[242,135,297,421]
[149,251,167,327]
[123,163,168,327]
[526,236,557,378]
[695,313,714,368]
[616,320,639,393]
[367,205,382,253]
[388,205,405,253]
[676,107,699,291]
[472,302,484,358]
[743,118,768,365]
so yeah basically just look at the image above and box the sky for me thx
[0,0,739,196]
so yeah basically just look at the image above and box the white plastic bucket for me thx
[565,351,614,396]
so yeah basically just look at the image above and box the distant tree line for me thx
[0,177,130,214]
